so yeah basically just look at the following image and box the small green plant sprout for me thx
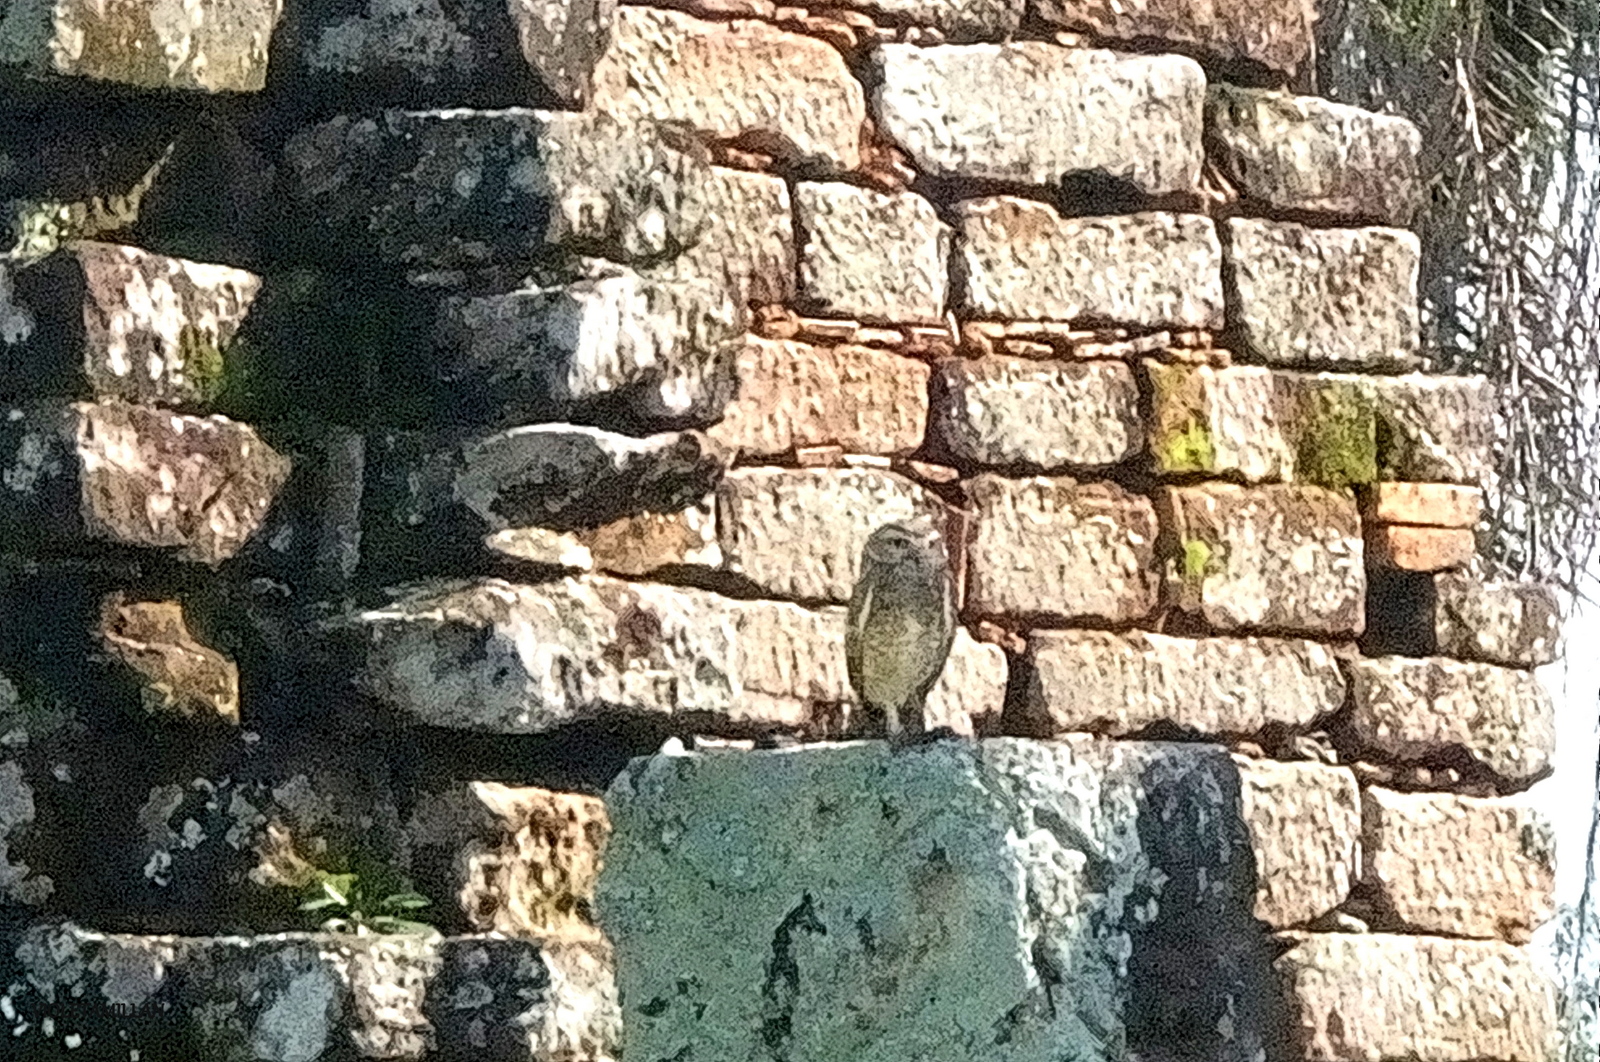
[298,868,435,936]
[1181,537,1213,587]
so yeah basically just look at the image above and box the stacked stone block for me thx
[0,0,1566,1059]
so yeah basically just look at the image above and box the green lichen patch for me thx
[1146,362,1217,475]
[1161,418,1217,474]
[1291,381,1377,490]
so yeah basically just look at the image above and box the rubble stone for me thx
[96,594,240,725]
[1233,757,1360,927]
[451,425,724,533]
[1433,573,1562,669]
[933,357,1142,471]
[966,474,1159,623]
[590,7,865,171]
[871,44,1205,196]
[831,0,1024,40]
[715,467,945,603]
[1275,934,1556,1062]
[1361,787,1555,942]
[1161,483,1365,637]
[645,166,795,308]
[0,401,292,567]
[956,199,1224,328]
[0,923,619,1060]
[796,183,950,325]
[1225,219,1421,371]
[356,576,1005,736]
[597,737,1272,1062]
[406,783,611,937]
[1030,0,1313,76]
[1023,630,1345,737]
[707,338,930,460]
[1205,86,1422,225]
[1,0,284,92]
[1345,656,1555,784]
[433,264,744,430]
[284,109,711,269]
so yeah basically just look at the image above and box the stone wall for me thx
[0,0,1565,1058]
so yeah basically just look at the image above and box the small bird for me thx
[845,518,958,743]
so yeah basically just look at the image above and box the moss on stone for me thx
[178,323,229,403]
[1294,383,1377,489]
[1161,418,1216,474]
[1181,537,1213,587]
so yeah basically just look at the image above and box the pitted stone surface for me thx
[966,474,1159,623]
[406,783,612,937]
[590,6,865,171]
[0,401,291,567]
[451,424,723,533]
[933,357,1142,471]
[1433,574,1561,669]
[510,0,617,106]
[1346,656,1555,784]
[796,183,950,325]
[2,0,284,91]
[1361,787,1554,942]
[645,165,795,308]
[1362,374,1495,486]
[1161,483,1365,637]
[357,576,1004,735]
[831,0,1024,39]
[434,265,744,429]
[1275,934,1556,1062]
[1232,757,1359,928]
[708,338,930,460]
[1024,630,1345,738]
[596,737,1269,1062]
[1030,0,1313,76]
[97,594,240,724]
[0,923,619,1059]
[1225,219,1420,371]
[1205,86,1422,225]
[1365,482,1483,528]
[284,109,711,268]
[956,199,1224,328]
[715,467,945,603]
[871,44,1204,196]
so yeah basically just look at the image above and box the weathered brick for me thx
[405,783,611,936]
[1345,656,1555,784]
[796,183,950,325]
[2,0,284,91]
[1366,525,1474,572]
[357,576,1004,735]
[1023,630,1346,737]
[1362,787,1554,942]
[967,474,1159,622]
[0,402,291,567]
[707,338,930,461]
[715,467,945,603]
[1275,934,1556,1062]
[1234,757,1360,927]
[285,109,710,269]
[2,243,259,409]
[1433,573,1561,669]
[1225,219,1420,371]
[872,43,1204,196]
[1162,484,1365,637]
[1205,87,1422,225]
[1145,365,1378,487]
[433,265,744,430]
[957,199,1224,328]
[1362,374,1495,486]
[1364,482,1483,528]
[934,357,1141,471]
[645,165,796,309]
[1031,0,1312,76]
[590,7,865,171]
